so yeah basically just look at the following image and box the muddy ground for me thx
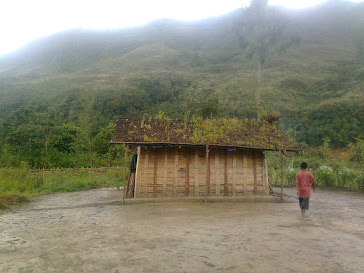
[0,188,363,273]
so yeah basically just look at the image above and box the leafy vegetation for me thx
[0,167,124,209]
[0,1,363,196]
[0,194,30,209]
[267,146,364,191]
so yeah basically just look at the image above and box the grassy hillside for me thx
[0,0,363,168]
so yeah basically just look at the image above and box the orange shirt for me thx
[296,170,315,198]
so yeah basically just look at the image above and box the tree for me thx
[199,97,222,118]
[51,124,81,154]
[237,0,300,116]
[349,138,364,162]
[4,104,52,167]
[184,88,223,118]
[93,123,116,155]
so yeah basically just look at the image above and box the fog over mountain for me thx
[0,0,363,167]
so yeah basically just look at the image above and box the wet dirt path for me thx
[0,188,363,273]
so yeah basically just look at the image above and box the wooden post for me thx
[232,152,237,197]
[195,150,199,197]
[205,145,210,203]
[253,150,257,195]
[153,149,158,197]
[243,150,247,196]
[144,148,149,197]
[173,147,178,197]
[134,147,141,198]
[185,150,190,196]
[123,144,127,205]
[263,152,269,195]
[215,150,220,196]
[163,147,167,196]
[280,149,285,201]
[224,150,228,196]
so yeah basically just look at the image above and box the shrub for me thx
[337,168,363,191]
[316,166,336,187]
[337,168,354,189]
[0,194,30,206]
[318,137,331,158]
[286,168,298,186]
[349,138,364,162]
[0,199,7,209]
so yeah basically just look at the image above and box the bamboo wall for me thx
[134,146,269,198]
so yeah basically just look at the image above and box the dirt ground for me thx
[0,188,363,273]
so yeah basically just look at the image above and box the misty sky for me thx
[0,0,363,57]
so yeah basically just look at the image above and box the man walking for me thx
[296,162,315,216]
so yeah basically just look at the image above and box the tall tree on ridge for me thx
[237,0,300,118]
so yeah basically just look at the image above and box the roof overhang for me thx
[110,141,301,152]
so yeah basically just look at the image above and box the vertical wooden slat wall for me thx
[173,147,178,197]
[135,146,267,198]
[243,150,247,195]
[163,148,167,196]
[185,151,190,196]
[194,150,199,197]
[215,151,220,196]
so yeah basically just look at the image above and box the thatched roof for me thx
[111,116,299,151]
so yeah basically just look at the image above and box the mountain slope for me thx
[0,1,363,167]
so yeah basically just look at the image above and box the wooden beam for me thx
[280,149,285,201]
[163,147,167,196]
[195,149,199,197]
[111,141,301,152]
[232,152,237,197]
[263,152,269,195]
[243,150,248,196]
[125,171,130,198]
[205,145,210,203]
[173,147,178,197]
[144,148,149,198]
[153,149,158,197]
[215,150,220,196]
[123,144,127,205]
[253,151,258,194]
[185,149,190,196]
[224,150,228,196]
[134,147,141,198]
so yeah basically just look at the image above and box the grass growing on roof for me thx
[113,114,298,150]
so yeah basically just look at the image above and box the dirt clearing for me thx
[0,188,363,273]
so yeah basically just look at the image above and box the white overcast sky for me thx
[0,0,363,56]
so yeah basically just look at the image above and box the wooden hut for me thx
[111,116,299,198]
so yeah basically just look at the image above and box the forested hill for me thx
[0,0,363,167]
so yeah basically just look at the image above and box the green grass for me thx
[267,151,363,191]
[0,194,30,209]
[0,167,125,209]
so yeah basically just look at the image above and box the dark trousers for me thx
[299,197,310,210]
